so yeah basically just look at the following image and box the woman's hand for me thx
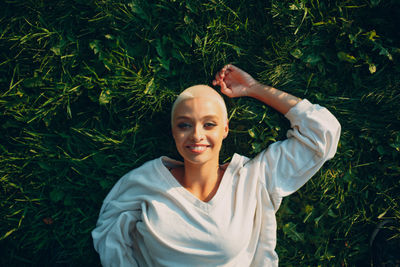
[212,64,258,98]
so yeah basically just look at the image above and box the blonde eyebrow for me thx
[175,116,191,120]
[175,115,220,121]
[202,115,219,120]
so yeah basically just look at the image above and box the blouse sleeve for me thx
[92,174,142,267]
[253,99,341,209]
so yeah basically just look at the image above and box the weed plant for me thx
[1,0,399,266]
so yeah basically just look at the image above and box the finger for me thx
[224,68,232,77]
[213,79,223,88]
[214,74,220,84]
[220,85,228,95]
[227,64,245,77]
[226,64,239,71]
[220,85,233,98]
[222,64,236,80]
[222,81,234,96]
[219,68,226,80]
[224,64,236,74]
[219,65,230,79]
[215,69,223,82]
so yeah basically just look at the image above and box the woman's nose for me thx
[191,125,204,142]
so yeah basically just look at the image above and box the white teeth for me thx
[189,146,207,151]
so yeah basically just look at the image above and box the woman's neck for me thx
[181,159,223,202]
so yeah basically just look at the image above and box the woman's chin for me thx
[182,152,215,165]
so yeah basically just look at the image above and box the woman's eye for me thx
[204,123,217,128]
[177,123,191,129]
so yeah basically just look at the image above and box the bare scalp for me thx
[171,85,228,126]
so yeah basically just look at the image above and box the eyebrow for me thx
[175,115,220,121]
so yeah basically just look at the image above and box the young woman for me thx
[92,64,341,266]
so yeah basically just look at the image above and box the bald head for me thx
[171,85,228,125]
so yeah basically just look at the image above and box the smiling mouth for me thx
[186,145,209,153]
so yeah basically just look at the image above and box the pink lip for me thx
[186,144,210,154]
[186,144,209,147]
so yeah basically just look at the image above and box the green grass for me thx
[1,0,399,266]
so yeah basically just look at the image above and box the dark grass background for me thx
[1,0,399,266]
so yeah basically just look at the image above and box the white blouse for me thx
[92,99,341,267]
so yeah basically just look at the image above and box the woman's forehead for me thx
[173,98,224,118]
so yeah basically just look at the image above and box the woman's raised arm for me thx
[213,64,300,114]
[214,64,341,202]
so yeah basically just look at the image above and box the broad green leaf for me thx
[159,58,170,71]
[328,209,338,218]
[89,40,101,55]
[194,35,202,47]
[104,34,114,40]
[337,52,357,63]
[181,33,191,45]
[348,34,357,45]
[369,64,377,74]
[283,222,304,242]
[184,15,192,25]
[370,0,381,7]
[155,39,165,58]
[374,43,393,61]
[100,180,112,189]
[251,142,262,153]
[365,30,378,41]
[186,2,197,12]
[248,129,256,138]
[290,48,303,59]
[376,145,385,155]
[38,162,52,171]
[303,53,321,65]
[389,143,400,152]
[64,195,74,206]
[50,189,65,203]
[99,90,111,104]
[305,205,313,214]
[50,46,61,56]
[129,2,148,21]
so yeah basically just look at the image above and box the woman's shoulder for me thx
[116,157,168,185]
[125,157,160,174]
[224,153,253,174]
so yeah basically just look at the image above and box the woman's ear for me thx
[223,120,229,139]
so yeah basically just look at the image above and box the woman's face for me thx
[172,97,229,165]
